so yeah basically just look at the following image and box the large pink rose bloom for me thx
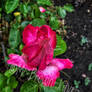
[22,24,56,70]
[7,24,74,87]
[7,24,56,70]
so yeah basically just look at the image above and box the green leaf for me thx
[20,3,29,17]
[7,76,18,89]
[7,49,15,55]
[40,84,56,92]
[74,80,80,89]
[19,44,24,54]
[40,79,65,92]
[0,8,2,12]
[54,35,67,56]
[7,49,13,55]
[55,78,65,92]
[45,11,53,16]
[7,48,19,55]
[0,73,7,89]
[21,21,30,30]
[37,0,52,6]
[84,77,91,86]
[5,0,19,14]
[20,80,38,92]
[4,67,17,77]
[2,86,12,92]
[1,0,6,9]
[43,87,56,92]
[34,5,41,18]
[19,44,24,51]
[30,10,35,19]
[58,7,66,19]
[49,17,60,30]
[80,36,88,46]
[40,13,47,19]
[4,56,9,62]
[30,18,46,27]
[63,4,74,12]
[30,4,41,18]
[9,24,21,48]
[88,63,92,71]
[0,13,1,19]
[16,15,22,23]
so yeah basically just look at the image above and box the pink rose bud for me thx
[39,7,46,13]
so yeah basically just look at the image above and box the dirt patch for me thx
[53,0,92,92]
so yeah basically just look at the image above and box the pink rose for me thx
[7,24,73,87]
[22,24,56,70]
[39,7,46,13]
[7,24,56,71]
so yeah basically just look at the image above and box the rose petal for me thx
[23,24,39,45]
[7,54,36,71]
[37,65,60,86]
[49,31,56,49]
[51,59,73,70]
[39,25,56,49]
[22,38,53,70]
[22,41,41,61]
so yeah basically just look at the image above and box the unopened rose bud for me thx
[39,7,46,13]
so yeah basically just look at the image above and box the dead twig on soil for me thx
[0,42,6,60]
[64,82,80,92]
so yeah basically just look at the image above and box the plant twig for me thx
[61,71,70,79]
[1,42,6,60]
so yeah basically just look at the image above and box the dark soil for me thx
[53,0,92,92]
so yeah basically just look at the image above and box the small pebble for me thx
[61,19,65,26]
[87,9,90,13]
[82,74,87,78]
